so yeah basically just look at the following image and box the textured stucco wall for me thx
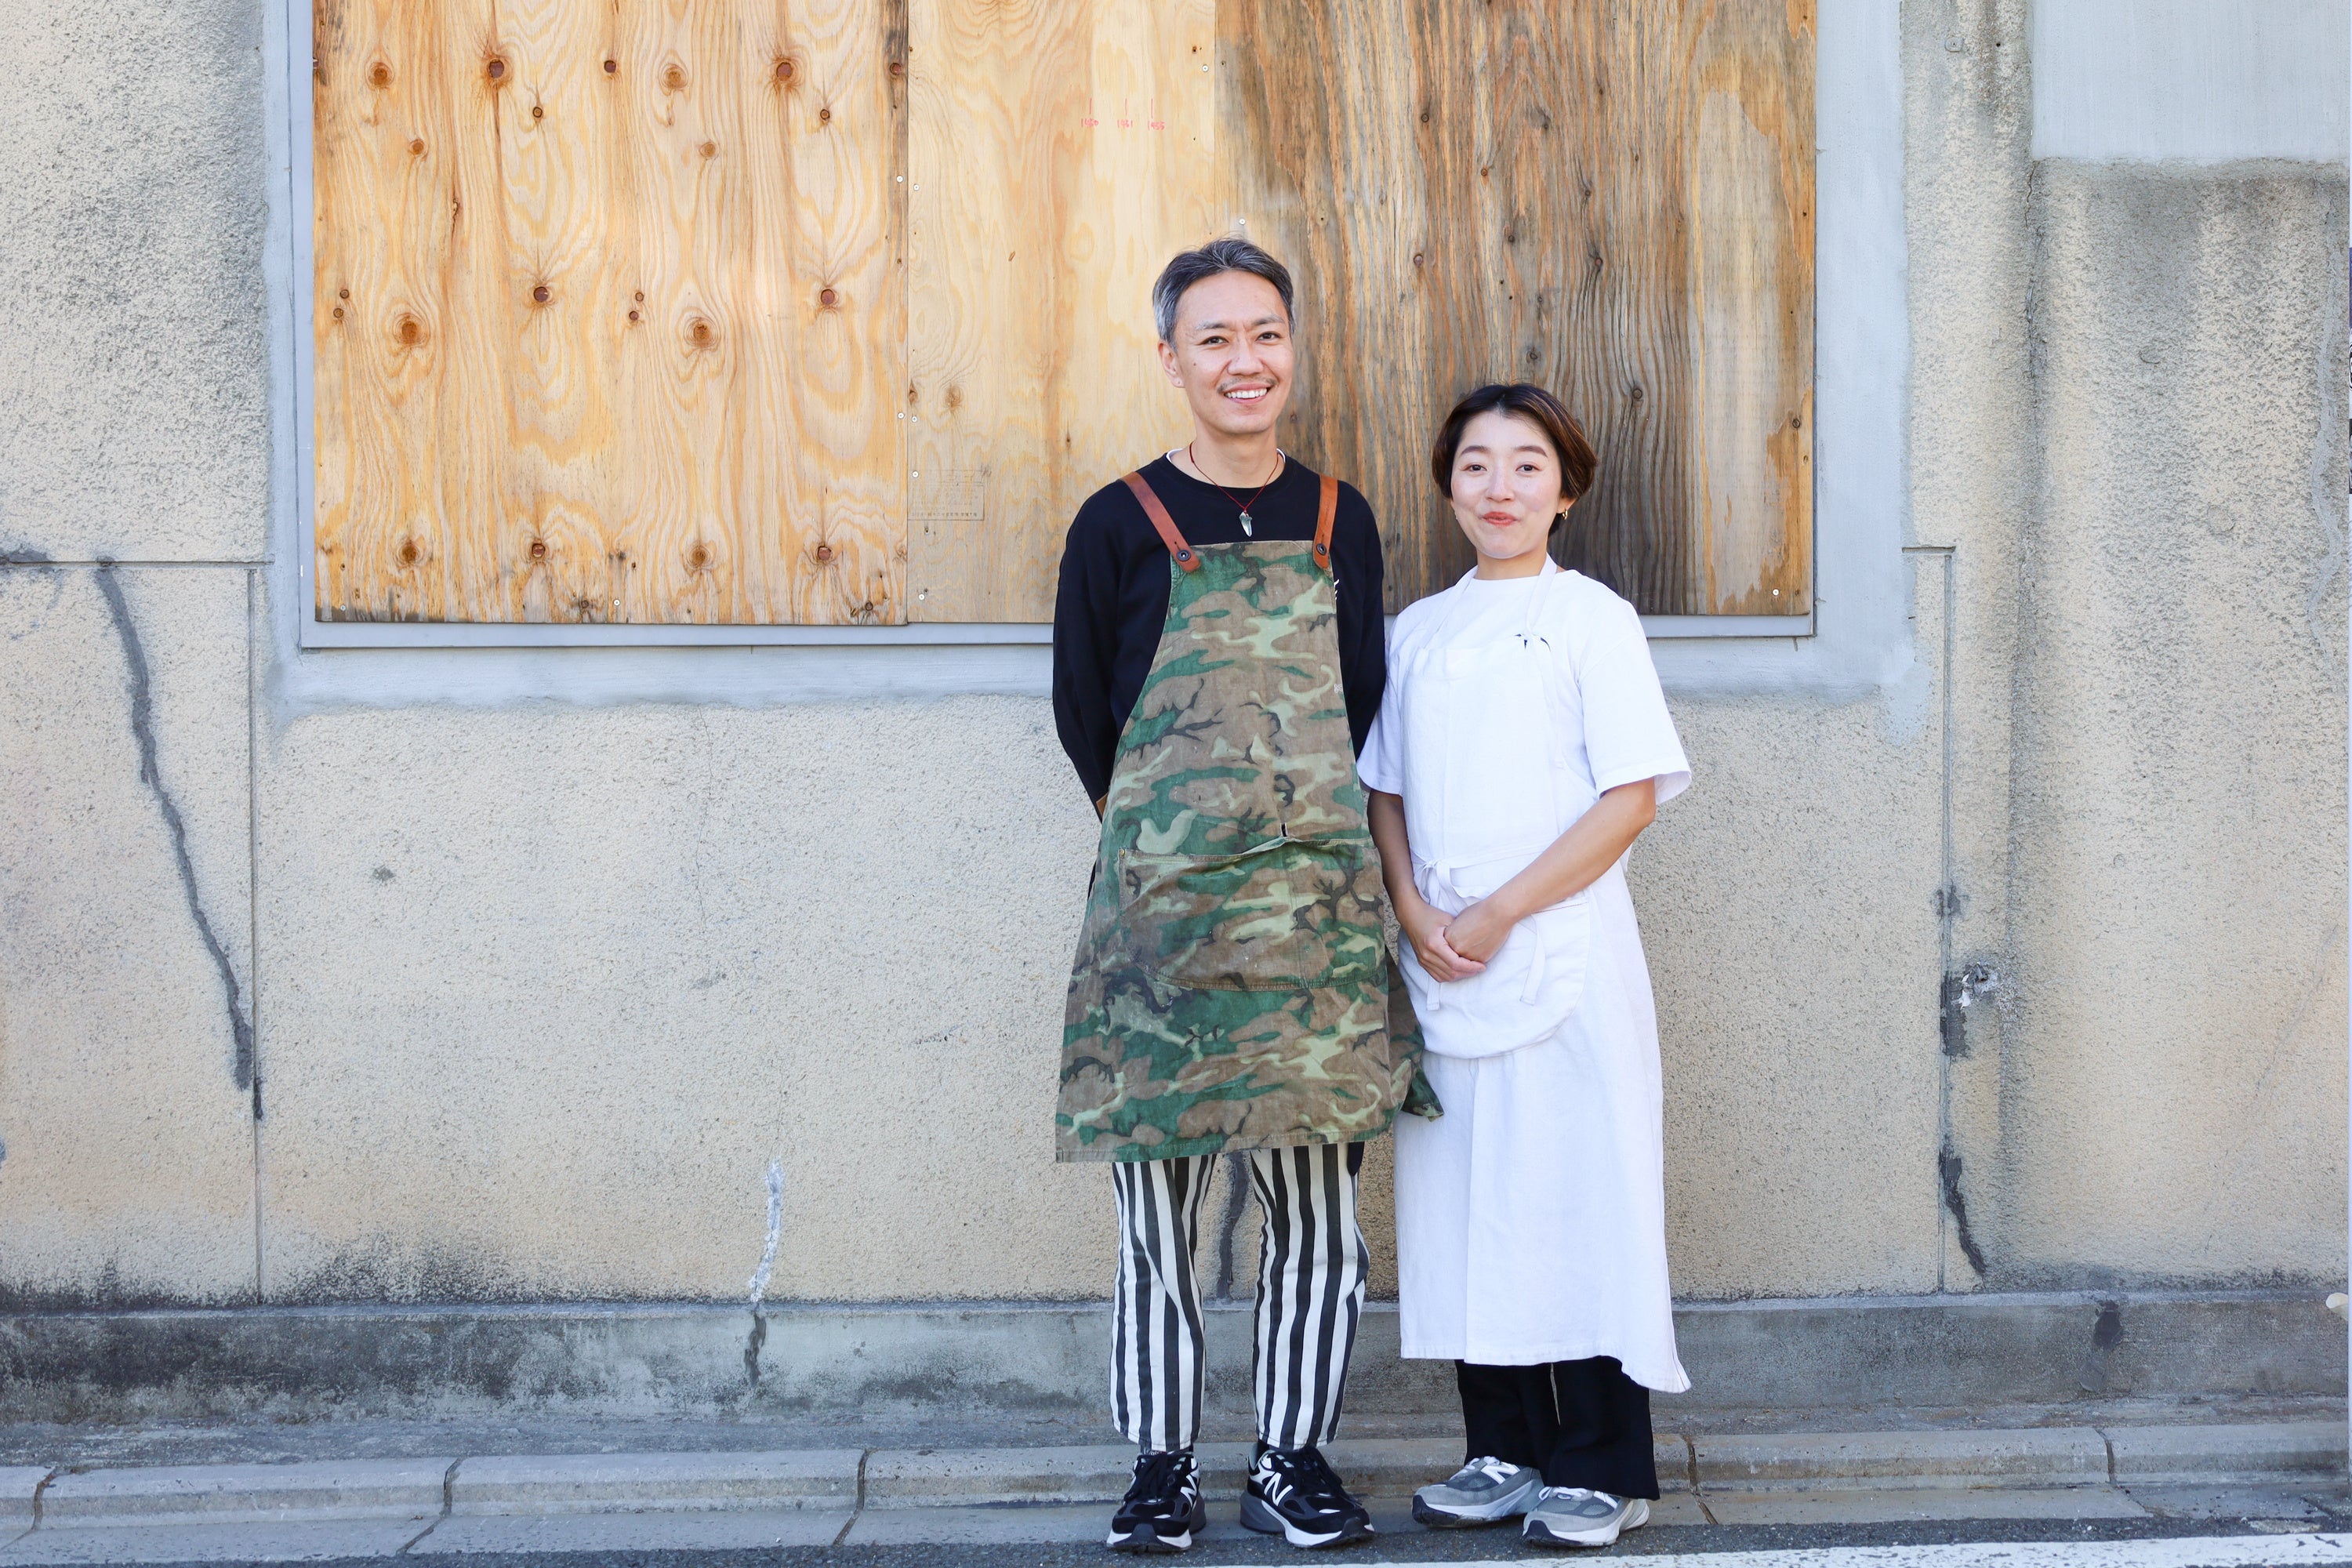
[1996,162,2350,1285]
[0,0,2343,1316]
[1910,0,2350,1292]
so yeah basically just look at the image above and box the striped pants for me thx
[1110,1142,1369,1454]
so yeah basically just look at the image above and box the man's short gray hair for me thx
[1152,238,1295,345]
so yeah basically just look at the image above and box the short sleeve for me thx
[1357,626,1407,796]
[1576,596,1692,807]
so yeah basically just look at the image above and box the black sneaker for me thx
[1107,1449,1206,1554]
[1240,1443,1375,1548]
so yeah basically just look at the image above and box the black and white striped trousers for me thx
[1110,1142,1369,1454]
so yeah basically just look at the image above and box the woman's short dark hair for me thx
[1152,238,1295,345]
[1430,384,1599,520]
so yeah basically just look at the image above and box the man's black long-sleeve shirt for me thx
[1051,455,1388,803]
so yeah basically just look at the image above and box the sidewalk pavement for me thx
[0,1419,2343,1563]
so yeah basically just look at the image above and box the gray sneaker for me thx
[1410,1456,1542,1528]
[1523,1487,1649,1548]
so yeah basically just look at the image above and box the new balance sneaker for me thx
[1106,1449,1206,1554]
[1522,1486,1650,1548]
[1240,1443,1375,1548]
[1410,1455,1543,1528]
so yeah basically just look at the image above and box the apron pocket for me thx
[1400,893,1594,1058]
[1116,837,1385,992]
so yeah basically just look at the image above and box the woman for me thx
[1359,383,1691,1549]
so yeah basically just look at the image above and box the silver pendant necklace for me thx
[1184,445,1283,535]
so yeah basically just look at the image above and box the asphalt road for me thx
[46,1513,2352,1568]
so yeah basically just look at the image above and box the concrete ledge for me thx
[37,1458,449,1526]
[1,1468,48,1524]
[0,1290,2336,1423]
[2107,1421,2349,1486]
[450,1449,860,1515]
[1694,1429,2110,1490]
[0,1423,2337,1526]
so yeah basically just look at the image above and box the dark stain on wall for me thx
[2079,1298,2126,1392]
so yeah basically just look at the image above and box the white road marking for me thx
[1197,1536,2352,1568]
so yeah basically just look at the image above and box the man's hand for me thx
[1399,898,1486,982]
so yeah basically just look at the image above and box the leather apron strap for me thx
[1313,474,1337,572]
[1122,472,1200,572]
[1123,467,1339,576]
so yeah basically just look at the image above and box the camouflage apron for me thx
[1057,469,1434,1163]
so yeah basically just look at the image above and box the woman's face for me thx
[1448,409,1570,566]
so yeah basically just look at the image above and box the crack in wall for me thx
[93,563,256,1094]
[745,1157,785,1385]
[1938,1145,1988,1277]
[2303,276,2348,686]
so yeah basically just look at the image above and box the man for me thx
[1053,237,1432,1554]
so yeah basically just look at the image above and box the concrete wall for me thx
[0,0,2343,1330]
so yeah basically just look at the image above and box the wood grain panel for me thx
[314,0,904,623]
[1218,0,1813,616]
[905,0,1218,622]
[319,0,1808,624]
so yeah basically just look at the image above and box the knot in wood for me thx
[818,288,838,307]
[397,539,422,566]
[662,64,686,92]
[528,539,547,560]
[775,57,796,83]
[817,105,832,123]
[396,315,423,345]
[688,318,713,346]
[532,103,544,119]
[368,60,392,89]
[688,543,710,568]
[485,56,506,82]
[813,543,836,563]
[532,285,550,303]
[408,137,426,155]
[888,60,905,78]
[603,58,616,74]
[699,140,717,158]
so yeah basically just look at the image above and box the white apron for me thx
[1388,564,1689,1392]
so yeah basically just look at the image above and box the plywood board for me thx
[904,0,1218,622]
[316,0,1809,623]
[313,0,906,623]
[1220,0,1813,615]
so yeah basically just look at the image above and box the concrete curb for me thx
[2,1467,49,1525]
[2109,1422,2350,1486]
[6,1422,2341,1529]
[451,1448,862,1515]
[1694,1429,2111,1490]
[36,1458,451,1527]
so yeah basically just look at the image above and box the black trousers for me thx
[1457,1356,1658,1498]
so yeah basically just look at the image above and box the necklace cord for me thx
[1185,443,1285,520]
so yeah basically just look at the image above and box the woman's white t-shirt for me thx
[1359,564,1688,813]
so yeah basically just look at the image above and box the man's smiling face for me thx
[1158,270,1295,442]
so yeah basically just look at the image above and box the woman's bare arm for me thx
[1441,779,1658,964]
